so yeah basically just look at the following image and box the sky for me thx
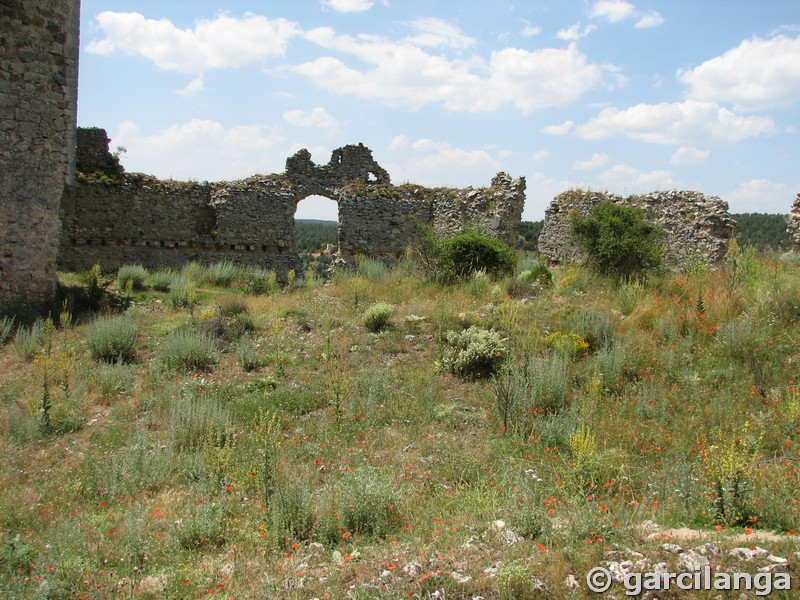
[77,0,800,221]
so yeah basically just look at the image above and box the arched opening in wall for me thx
[295,194,339,278]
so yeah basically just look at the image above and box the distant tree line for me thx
[296,213,791,257]
[731,213,791,251]
[516,213,791,254]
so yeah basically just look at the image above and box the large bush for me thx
[363,302,394,332]
[439,326,508,379]
[571,201,665,278]
[435,232,517,282]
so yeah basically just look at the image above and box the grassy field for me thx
[0,250,798,598]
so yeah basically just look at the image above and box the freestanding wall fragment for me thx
[0,0,80,315]
[538,189,735,270]
[788,193,800,252]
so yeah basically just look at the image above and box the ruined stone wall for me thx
[788,193,800,252]
[335,173,525,261]
[538,189,735,269]
[59,131,525,275]
[0,0,80,314]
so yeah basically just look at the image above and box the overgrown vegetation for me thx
[433,231,517,282]
[0,247,799,598]
[571,200,666,278]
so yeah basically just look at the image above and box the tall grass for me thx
[14,319,46,360]
[116,264,148,291]
[0,316,14,346]
[160,329,219,372]
[86,315,139,363]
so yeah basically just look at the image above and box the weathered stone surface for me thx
[0,0,80,314]
[788,193,800,251]
[59,130,525,277]
[538,189,735,270]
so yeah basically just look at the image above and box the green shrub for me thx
[572,308,613,352]
[116,264,148,291]
[356,256,388,280]
[572,200,666,278]
[14,319,46,361]
[203,261,238,287]
[518,263,553,286]
[176,503,227,550]
[160,329,219,372]
[86,315,139,363]
[235,338,265,372]
[169,274,197,309]
[439,326,507,379]
[466,270,491,297]
[528,354,569,415]
[363,302,394,332]
[496,559,536,600]
[239,267,278,295]
[0,316,14,346]
[338,466,399,537]
[147,269,174,292]
[90,363,133,403]
[270,474,314,541]
[435,232,517,282]
[170,393,230,452]
[618,278,644,316]
[217,295,249,317]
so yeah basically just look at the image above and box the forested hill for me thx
[731,213,792,251]
[295,219,337,254]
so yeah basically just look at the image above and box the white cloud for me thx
[595,164,678,191]
[112,119,287,181]
[670,146,710,166]
[175,75,204,97]
[572,153,609,171]
[321,0,374,13]
[521,24,543,38]
[388,135,409,151]
[282,107,339,131]
[678,34,800,111]
[590,0,636,23]
[573,100,778,145]
[556,23,596,42]
[725,179,798,214]
[542,120,575,135]
[389,139,501,187]
[296,29,610,113]
[87,11,299,75]
[532,150,550,162]
[406,17,475,49]
[635,10,665,29]
[590,1,663,28]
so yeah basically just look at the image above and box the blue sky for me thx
[77,0,800,221]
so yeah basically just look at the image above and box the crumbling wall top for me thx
[285,143,390,198]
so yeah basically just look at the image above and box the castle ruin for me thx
[58,130,526,276]
[3,0,800,317]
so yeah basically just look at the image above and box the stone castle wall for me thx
[0,0,80,314]
[538,189,735,269]
[788,193,800,252]
[58,131,525,275]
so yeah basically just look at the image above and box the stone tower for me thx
[0,0,81,315]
